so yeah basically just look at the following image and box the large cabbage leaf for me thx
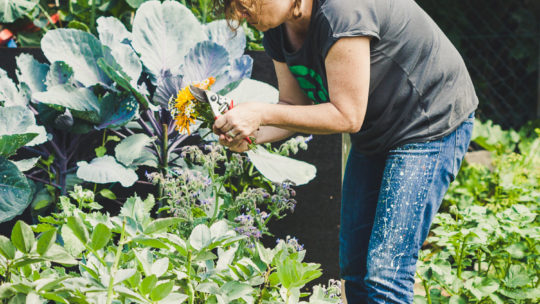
[132,0,207,82]
[0,157,32,223]
[0,106,47,156]
[41,29,117,87]
[97,93,139,130]
[33,85,101,123]
[0,0,37,23]
[77,156,138,187]
[246,147,317,186]
[97,17,142,82]
[0,69,27,107]
[45,61,75,87]
[205,20,246,60]
[181,41,230,85]
[16,54,49,98]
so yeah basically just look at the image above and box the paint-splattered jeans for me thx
[340,113,474,303]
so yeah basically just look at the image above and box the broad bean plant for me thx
[414,120,539,303]
[0,191,341,304]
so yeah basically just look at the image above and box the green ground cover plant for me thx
[414,120,540,304]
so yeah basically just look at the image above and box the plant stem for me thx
[456,236,467,279]
[37,3,58,29]
[25,175,61,189]
[422,279,432,304]
[106,219,126,304]
[90,0,97,33]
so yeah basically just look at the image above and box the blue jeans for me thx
[340,113,474,303]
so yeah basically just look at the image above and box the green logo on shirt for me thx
[289,65,329,104]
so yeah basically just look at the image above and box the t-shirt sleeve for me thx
[320,0,381,60]
[262,28,286,62]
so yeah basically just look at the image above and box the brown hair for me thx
[213,0,303,30]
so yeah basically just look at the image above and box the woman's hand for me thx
[213,102,263,145]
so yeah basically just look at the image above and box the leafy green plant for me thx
[0,190,340,304]
[414,120,539,303]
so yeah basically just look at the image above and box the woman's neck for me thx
[285,0,313,37]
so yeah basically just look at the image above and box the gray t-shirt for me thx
[263,0,478,155]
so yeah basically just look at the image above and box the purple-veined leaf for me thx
[153,70,183,107]
[181,41,230,86]
[132,1,206,83]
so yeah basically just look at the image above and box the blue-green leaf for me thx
[132,0,206,82]
[96,93,139,130]
[0,0,37,23]
[181,41,230,85]
[205,20,246,60]
[77,156,138,187]
[0,68,27,106]
[0,106,47,150]
[246,146,316,185]
[0,157,32,223]
[33,85,101,123]
[41,29,115,87]
[97,17,142,82]
[45,61,74,87]
[114,133,154,167]
[16,53,49,97]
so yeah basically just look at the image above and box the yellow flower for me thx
[171,77,216,134]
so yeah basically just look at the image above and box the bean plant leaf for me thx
[0,235,16,259]
[77,156,138,187]
[42,243,78,265]
[0,157,32,223]
[90,223,111,251]
[60,224,85,257]
[11,220,34,253]
[66,216,89,244]
[504,265,530,288]
[464,277,500,300]
[132,0,207,82]
[143,217,184,235]
[115,133,154,167]
[36,229,56,255]
[0,0,37,23]
[96,16,142,82]
[189,224,211,251]
[150,281,174,301]
[181,41,230,85]
[16,53,49,97]
[120,195,154,225]
[140,274,158,295]
[41,29,116,87]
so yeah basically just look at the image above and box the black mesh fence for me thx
[416,0,540,129]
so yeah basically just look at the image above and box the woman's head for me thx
[214,0,303,32]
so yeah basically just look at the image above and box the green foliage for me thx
[0,191,339,304]
[415,120,539,303]
[2,0,264,50]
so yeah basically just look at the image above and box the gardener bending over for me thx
[212,0,478,302]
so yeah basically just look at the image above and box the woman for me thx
[212,0,478,302]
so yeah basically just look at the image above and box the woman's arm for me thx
[215,36,371,150]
